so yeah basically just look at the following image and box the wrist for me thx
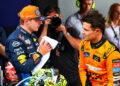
[44,24,48,28]
[64,32,70,37]
[63,27,67,35]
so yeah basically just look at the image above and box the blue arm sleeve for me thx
[5,39,42,73]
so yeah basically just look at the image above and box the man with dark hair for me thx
[38,6,82,86]
[79,10,120,86]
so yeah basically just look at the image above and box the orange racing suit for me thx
[79,37,120,86]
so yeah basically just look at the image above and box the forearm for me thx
[38,25,48,43]
[58,25,81,50]
[0,43,6,57]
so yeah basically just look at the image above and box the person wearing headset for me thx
[104,3,120,51]
[54,0,94,85]
[64,0,95,50]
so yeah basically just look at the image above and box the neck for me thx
[91,33,102,43]
[79,10,87,17]
[20,25,32,34]
[113,19,119,27]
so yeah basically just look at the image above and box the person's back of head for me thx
[82,10,105,34]
[105,3,120,27]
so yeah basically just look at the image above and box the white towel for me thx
[31,36,58,75]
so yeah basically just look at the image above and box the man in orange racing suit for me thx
[79,10,120,86]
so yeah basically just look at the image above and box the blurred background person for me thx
[104,3,120,50]
[0,26,7,73]
[65,0,95,49]
[36,6,82,86]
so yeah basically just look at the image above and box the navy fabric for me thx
[5,26,42,81]
[0,0,31,26]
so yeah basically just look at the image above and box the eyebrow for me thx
[83,28,89,31]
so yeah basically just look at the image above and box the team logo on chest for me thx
[93,55,100,62]
[84,52,90,57]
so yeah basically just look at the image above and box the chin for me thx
[83,38,89,41]
[34,29,38,32]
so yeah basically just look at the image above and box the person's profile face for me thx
[28,19,42,32]
[82,22,97,42]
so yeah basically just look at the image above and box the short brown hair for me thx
[82,10,105,34]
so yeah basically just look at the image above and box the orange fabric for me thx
[19,5,40,19]
[79,40,120,86]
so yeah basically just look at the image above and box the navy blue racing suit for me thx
[5,26,42,81]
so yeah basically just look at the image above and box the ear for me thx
[59,14,62,20]
[24,19,29,23]
[95,28,101,34]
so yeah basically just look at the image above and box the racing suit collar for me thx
[17,26,34,37]
[91,36,106,49]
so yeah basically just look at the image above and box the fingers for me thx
[56,24,66,34]
[38,42,53,55]
[44,19,51,25]
[45,42,53,50]
[41,40,45,45]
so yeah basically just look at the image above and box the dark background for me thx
[0,0,58,37]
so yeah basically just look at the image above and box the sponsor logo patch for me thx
[12,41,20,47]
[84,52,90,57]
[27,46,33,49]
[33,38,37,42]
[86,64,102,71]
[93,55,100,62]
[14,47,22,52]
[113,72,120,76]
[17,55,26,64]
[25,39,31,44]
[113,68,120,72]
[16,51,25,55]
[19,34,25,41]
[113,76,120,81]
[35,10,40,16]
[112,59,120,63]
[113,63,120,68]
[33,54,40,61]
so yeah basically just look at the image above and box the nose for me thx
[86,4,91,10]
[82,29,85,35]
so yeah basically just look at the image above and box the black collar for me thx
[91,36,106,49]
